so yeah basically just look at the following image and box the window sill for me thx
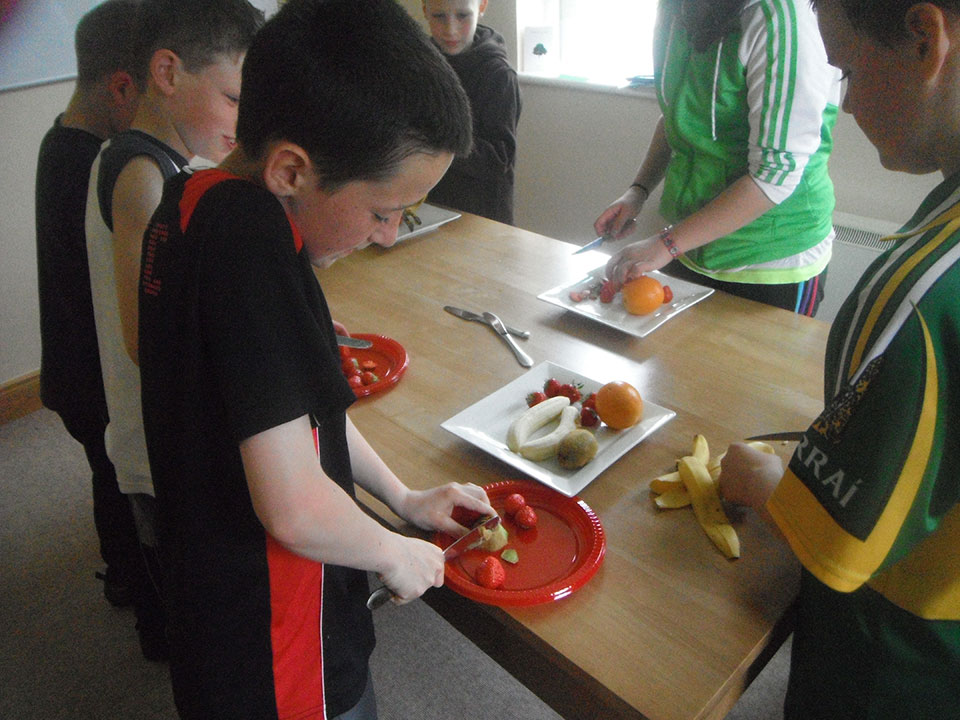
[518,72,657,99]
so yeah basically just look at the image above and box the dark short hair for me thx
[75,0,142,88]
[236,0,473,188]
[132,0,264,88]
[812,0,960,45]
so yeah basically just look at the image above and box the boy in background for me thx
[35,0,143,612]
[85,0,263,660]
[137,0,495,716]
[422,0,521,225]
[720,0,960,716]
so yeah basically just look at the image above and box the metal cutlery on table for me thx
[366,515,501,610]
[482,312,533,367]
[443,305,529,338]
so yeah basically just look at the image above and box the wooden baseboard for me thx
[0,371,42,425]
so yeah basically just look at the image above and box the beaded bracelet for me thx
[630,181,650,199]
[659,225,681,259]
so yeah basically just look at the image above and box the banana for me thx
[679,455,740,559]
[519,405,579,460]
[649,436,779,558]
[691,434,710,464]
[506,395,570,452]
[649,471,683,494]
[654,488,691,509]
[678,456,731,526]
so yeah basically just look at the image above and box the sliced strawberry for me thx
[342,358,360,376]
[476,556,506,589]
[599,279,616,303]
[361,371,379,385]
[662,285,674,303]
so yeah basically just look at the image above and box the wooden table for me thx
[315,213,830,720]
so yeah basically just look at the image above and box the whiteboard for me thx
[0,0,279,93]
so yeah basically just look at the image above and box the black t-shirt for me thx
[139,168,374,719]
[35,116,106,417]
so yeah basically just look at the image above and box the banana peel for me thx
[648,435,775,559]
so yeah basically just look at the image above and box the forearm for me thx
[242,415,403,573]
[668,174,774,255]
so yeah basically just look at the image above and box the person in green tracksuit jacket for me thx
[598,0,842,316]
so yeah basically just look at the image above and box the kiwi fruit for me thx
[557,429,599,469]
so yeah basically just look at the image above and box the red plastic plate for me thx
[347,334,409,398]
[434,479,605,606]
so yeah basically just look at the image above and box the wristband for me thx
[630,181,650,199]
[659,225,680,259]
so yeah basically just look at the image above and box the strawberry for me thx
[580,406,600,428]
[599,279,616,303]
[543,378,562,397]
[526,391,547,407]
[582,392,597,411]
[504,492,526,516]
[342,357,360,376]
[557,382,582,403]
[339,346,352,360]
[361,371,379,385]
[347,375,363,388]
[515,505,538,529]
[360,359,377,370]
[662,285,674,303]
[475,556,506,589]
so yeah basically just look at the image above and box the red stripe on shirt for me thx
[264,426,327,719]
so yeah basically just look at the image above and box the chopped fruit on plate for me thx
[504,492,526,516]
[476,556,506,589]
[514,505,538,529]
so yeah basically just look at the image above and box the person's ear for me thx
[906,3,951,83]
[106,70,137,107]
[149,49,180,96]
[262,142,313,198]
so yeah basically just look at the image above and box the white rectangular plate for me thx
[537,266,714,338]
[396,203,462,242]
[441,361,675,497]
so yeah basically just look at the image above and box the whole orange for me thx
[621,275,664,315]
[594,381,643,430]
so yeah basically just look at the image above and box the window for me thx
[517,0,659,86]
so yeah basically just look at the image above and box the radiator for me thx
[818,212,899,323]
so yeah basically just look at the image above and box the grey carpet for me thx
[0,408,788,719]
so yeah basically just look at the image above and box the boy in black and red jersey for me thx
[137,0,494,718]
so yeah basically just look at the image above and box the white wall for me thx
[1,81,74,385]
[0,5,941,386]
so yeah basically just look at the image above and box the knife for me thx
[366,515,501,610]
[573,235,609,255]
[336,335,373,349]
[443,305,530,339]
[744,431,805,442]
[483,311,534,367]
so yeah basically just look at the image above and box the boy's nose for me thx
[372,217,401,248]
